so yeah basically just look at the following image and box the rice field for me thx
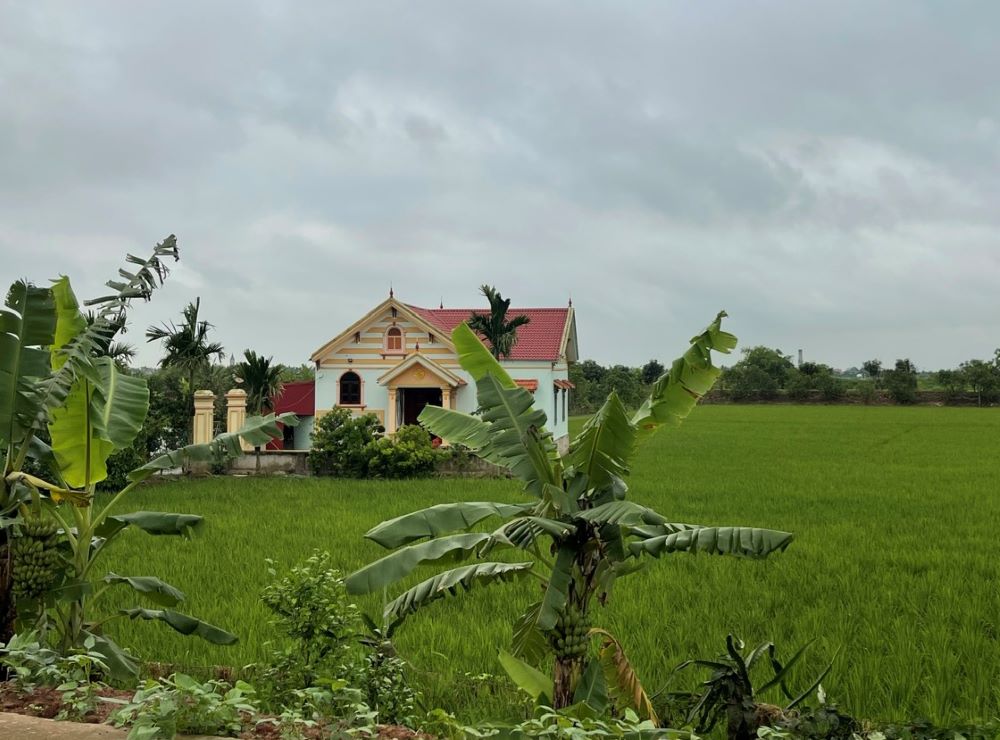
[99,405,1000,724]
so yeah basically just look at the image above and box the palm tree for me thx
[466,285,531,360]
[235,350,284,415]
[235,350,284,473]
[145,298,225,441]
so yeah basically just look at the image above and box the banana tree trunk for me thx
[0,539,14,647]
[553,655,584,709]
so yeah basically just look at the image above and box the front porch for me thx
[377,353,466,433]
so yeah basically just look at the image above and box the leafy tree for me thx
[862,359,882,385]
[602,365,644,410]
[735,347,795,388]
[883,358,918,404]
[280,364,316,383]
[640,359,664,385]
[466,285,530,360]
[726,365,779,401]
[934,369,966,404]
[347,313,792,715]
[145,298,225,441]
[959,359,999,407]
[0,238,293,671]
[235,350,285,472]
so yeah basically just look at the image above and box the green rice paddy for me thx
[99,405,1000,724]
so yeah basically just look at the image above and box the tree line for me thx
[569,346,1000,413]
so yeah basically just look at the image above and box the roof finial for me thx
[439,297,444,310]
[568,293,573,307]
[389,283,394,299]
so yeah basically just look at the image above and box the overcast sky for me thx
[3,2,999,371]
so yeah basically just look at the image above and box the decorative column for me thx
[225,388,252,451]
[192,390,215,445]
[441,387,451,410]
[387,388,398,434]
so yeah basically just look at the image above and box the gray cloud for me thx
[2,0,999,371]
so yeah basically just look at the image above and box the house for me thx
[273,293,578,452]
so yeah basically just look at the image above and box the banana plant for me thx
[347,313,793,714]
[1,239,297,678]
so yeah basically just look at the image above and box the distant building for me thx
[271,294,578,451]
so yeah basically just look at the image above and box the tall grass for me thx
[100,406,1000,724]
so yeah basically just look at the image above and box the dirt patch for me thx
[0,684,131,723]
[1,682,433,738]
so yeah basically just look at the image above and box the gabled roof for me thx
[407,305,575,361]
[310,297,455,361]
[377,353,466,387]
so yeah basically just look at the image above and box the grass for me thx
[98,405,1000,725]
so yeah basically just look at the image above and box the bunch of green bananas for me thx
[11,517,63,600]
[549,605,590,659]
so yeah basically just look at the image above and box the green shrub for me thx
[365,425,438,479]
[257,551,360,708]
[110,673,258,738]
[815,374,846,402]
[728,365,778,400]
[308,408,380,477]
[856,380,877,405]
[785,370,813,401]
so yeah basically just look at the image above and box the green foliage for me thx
[466,284,531,359]
[640,359,665,386]
[883,359,918,404]
[675,634,834,739]
[235,349,284,415]
[785,368,845,403]
[856,380,877,405]
[256,551,417,726]
[110,672,258,739]
[733,347,795,387]
[258,550,359,706]
[958,358,1000,406]
[726,365,779,401]
[308,408,381,477]
[0,243,289,681]
[570,361,647,414]
[365,424,438,479]
[351,312,790,713]
[98,406,1000,723]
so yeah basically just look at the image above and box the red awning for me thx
[553,379,575,390]
[514,379,539,392]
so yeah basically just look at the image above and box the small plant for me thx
[674,635,835,740]
[358,614,419,725]
[110,672,258,739]
[0,632,109,719]
[257,551,361,708]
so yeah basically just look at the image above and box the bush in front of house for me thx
[308,408,381,477]
[365,424,438,479]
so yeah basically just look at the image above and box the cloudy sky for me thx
[3,2,999,371]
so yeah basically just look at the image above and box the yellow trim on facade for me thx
[377,353,466,388]
[309,298,455,361]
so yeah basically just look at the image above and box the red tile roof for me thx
[407,305,571,361]
[514,378,539,392]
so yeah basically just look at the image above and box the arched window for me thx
[339,371,362,405]
[385,327,404,353]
